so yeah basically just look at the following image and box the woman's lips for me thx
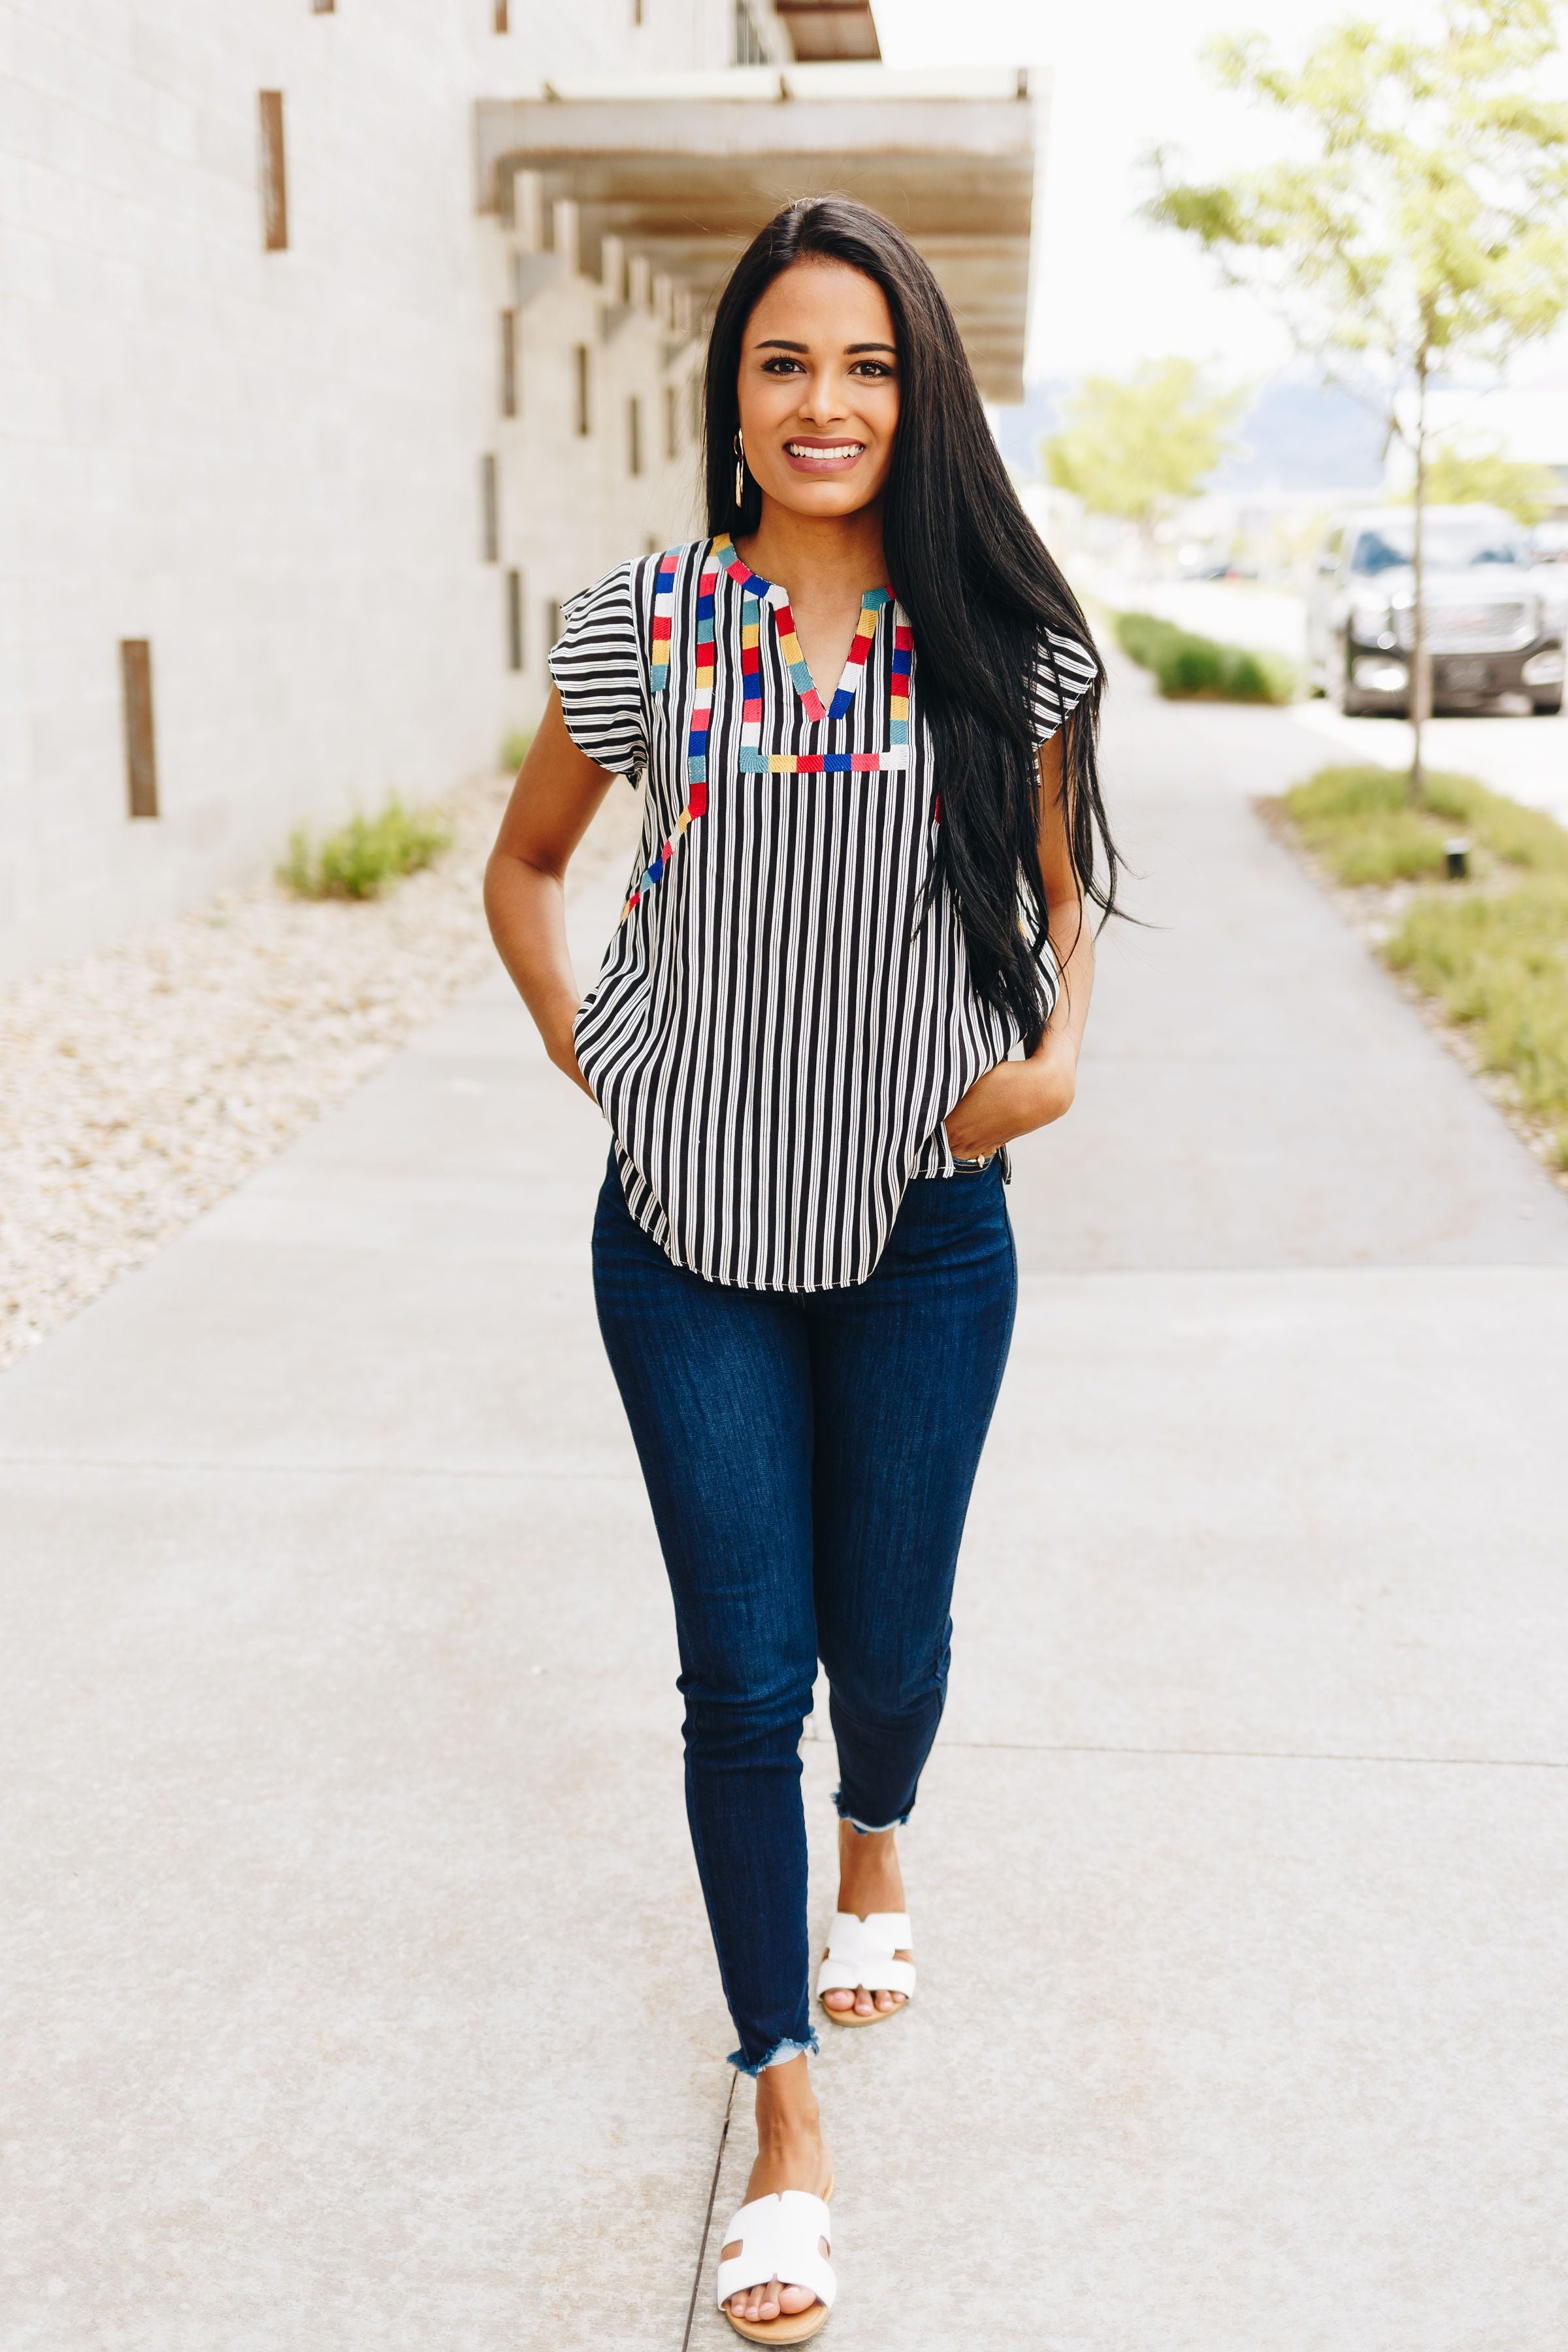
[782,439,867,474]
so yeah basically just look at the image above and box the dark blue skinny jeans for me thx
[592,1154,1017,2073]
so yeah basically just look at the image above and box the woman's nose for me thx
[796,373,849,424]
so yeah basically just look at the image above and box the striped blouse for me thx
[550,534,1094,1292]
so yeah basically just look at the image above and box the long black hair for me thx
[704,197,1120,1050]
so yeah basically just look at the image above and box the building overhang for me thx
[475,67,1041,404]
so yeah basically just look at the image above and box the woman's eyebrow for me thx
[751,338,897,355]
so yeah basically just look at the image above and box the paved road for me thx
[3,663,1566,2350]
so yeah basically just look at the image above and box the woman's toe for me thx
[822,1987,853,2012]
[778,2283,815,2315]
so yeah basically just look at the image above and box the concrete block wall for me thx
[0,0,736,982]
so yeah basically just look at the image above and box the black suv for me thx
[1307,504,1565,716]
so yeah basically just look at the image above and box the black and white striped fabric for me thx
[551,538,1094,1292]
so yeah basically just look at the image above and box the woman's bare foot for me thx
[821,1818,913,2019]
[723,2054,832,2329]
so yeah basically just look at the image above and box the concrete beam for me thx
[476,71,1040,402]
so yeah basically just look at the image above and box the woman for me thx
[485,196,1117,2340]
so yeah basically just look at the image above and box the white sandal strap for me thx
[815,1912,916,2000]
[716,2191,836,2312]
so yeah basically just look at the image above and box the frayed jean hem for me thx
[833,1787,911,1835]
[728,2031,820,2078]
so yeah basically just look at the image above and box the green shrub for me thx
[499,728,530,775]
[1114,610,1299,704]
[281,795,452,900]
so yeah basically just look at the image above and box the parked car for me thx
[1306,504,1566,715]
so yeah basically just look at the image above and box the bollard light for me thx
[1445,838,1470,881]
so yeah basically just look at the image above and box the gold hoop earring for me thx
[733,428,746,512]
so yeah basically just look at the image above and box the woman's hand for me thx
[943,1029,1078,1160]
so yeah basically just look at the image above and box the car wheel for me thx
[1532,691,1564,716]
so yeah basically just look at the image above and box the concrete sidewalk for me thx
[3,666,1567,2351]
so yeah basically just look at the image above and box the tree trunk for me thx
[1410,349,1429,802]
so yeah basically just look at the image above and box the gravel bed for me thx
[1,774,641,1369]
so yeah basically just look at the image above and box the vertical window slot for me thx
[627,395,644,478]
[120,641,158,820]
[506,571,524,672]
[500,310,518,418]
[258,91,287,252]
[574,345,591,437]
[481,453,498,563]
[664,384,681,461]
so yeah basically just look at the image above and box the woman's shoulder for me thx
[563,538,716,625]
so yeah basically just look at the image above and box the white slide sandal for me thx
[816,1911,915,2026]
[717,2187,836,2342]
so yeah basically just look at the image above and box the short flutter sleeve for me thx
[1029,629,1098,748]
[548,562,649,781]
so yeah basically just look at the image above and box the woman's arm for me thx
[483,691,617,1098]
[942,725,1094,1159]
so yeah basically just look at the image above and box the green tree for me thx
[1147,0,1568,794]
[1041,359,1245,563]
[1410,435,1558,524]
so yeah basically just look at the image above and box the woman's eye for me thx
[760,356,805,374]
[851,361,894,378]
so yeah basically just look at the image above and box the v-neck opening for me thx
[711,534,890,725]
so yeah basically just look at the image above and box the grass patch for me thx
[282,795,453,901]
[1282,764,1568,888]
[1115,610,1299,705]
[499,728,530,775]
[1384,880,1568,1153]
[1280,762,1568,1167]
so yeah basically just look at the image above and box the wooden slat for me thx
[258,91,287,252]
[120,641,158,821]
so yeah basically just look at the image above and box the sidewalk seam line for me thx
[938,1739,1565,1769]
[682,2070,736,2352]
[0,1455,640,1482]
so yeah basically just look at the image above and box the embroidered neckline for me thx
[710,535,890,725]
[623,541,911,926]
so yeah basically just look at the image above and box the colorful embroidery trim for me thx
[737,749,909,774]
[649,549,678,693]
[711,536,890,725]
[890,620,912,747]
[620,774,708,923]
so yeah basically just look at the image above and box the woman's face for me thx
[735,259,900,522]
